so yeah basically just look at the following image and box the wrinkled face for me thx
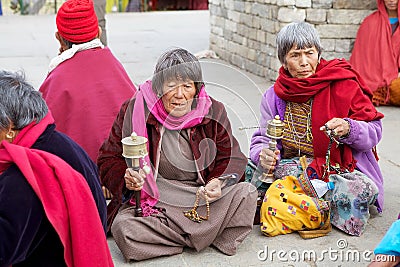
[284,45,319,78]
[161,78,197,117]
[384,0,398,11]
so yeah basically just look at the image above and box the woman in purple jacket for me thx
[249,22,384,214]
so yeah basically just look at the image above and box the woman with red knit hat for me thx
[39,0,136,167]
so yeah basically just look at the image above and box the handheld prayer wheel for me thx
[259,115,284,183]
[121,132,150,217]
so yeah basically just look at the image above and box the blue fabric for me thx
[390,17,399,24]
[374,220,400,256]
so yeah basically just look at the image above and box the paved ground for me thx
[1,11,399,267]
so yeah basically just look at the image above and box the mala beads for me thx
[183,186,210,223]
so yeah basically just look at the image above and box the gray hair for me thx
[0,70,48,130]
[152,48,204,96]
[276,22,323,65]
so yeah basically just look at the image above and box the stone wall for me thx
[209,0,377,82]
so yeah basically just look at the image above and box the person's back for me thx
[3,125,107,266]
[350,0,400,106]
[39,0,136,162]
[0,70,112,266]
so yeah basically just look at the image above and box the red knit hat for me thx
[56,0,99,43]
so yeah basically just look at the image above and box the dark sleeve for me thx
[0,167,44,267]
[206,100,247,182]
[97,99,130,202]
[33,125,107,233]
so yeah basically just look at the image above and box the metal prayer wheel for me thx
[259,115,285,183]
[121,132,149,217]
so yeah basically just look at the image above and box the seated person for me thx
[350,0,400,106]
[249,22,384,222]
[0,70,113,266]
[39,0,136,163]
[98,48,257,261]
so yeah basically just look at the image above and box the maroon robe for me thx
[40,47,136,162]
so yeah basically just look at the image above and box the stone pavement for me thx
[1,11,399,267]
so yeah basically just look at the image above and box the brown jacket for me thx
[97,96,247,233]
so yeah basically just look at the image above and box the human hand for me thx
[259,148,280,171]
[320,117,350,138]
[124,168,146,191]
[199,178,222,202]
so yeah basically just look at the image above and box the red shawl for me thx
[0,113,113,267]
[349,0,400,93]
[275,58,384,179]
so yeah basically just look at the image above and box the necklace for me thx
[286,99,313,156]
[183,187,210,223]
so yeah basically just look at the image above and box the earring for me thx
[5,131,15,140]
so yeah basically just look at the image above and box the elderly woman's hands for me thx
[124,168,146,191]
[199,178,222,202]
[259,147,280,172]
[320,117,350,138]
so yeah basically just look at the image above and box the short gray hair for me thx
[276,22,323,65]
[0,70,48,130]
[152,48,204,96]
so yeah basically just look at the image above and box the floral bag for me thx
[324,131,379,236]
[328,169,378,236]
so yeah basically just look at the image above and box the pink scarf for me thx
[0,113,113,267]
[130,80,212,215]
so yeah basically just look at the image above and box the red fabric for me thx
[349,0,400,92]
[0,113,113,267]
[39,47,136,162]
[275,58,384,179]
[189,0,208,10]
[56,0,99,43]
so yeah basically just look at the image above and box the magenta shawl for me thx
[39,47,136,162]
[129,80,212,215]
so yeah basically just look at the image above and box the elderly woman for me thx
[249,22,384,231]
[98,48,257,261]
[0,70,112,266]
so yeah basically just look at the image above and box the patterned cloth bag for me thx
[260,157,331,238]
[260,175,331,237]
[328,169,378,236]
[245,157,313,224]
[323,130,379,236]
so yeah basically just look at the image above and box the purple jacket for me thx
[250,85,384,212]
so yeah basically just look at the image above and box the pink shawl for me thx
[129,80,212,215]
[0,113,113,267]
[349,0,400,93]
